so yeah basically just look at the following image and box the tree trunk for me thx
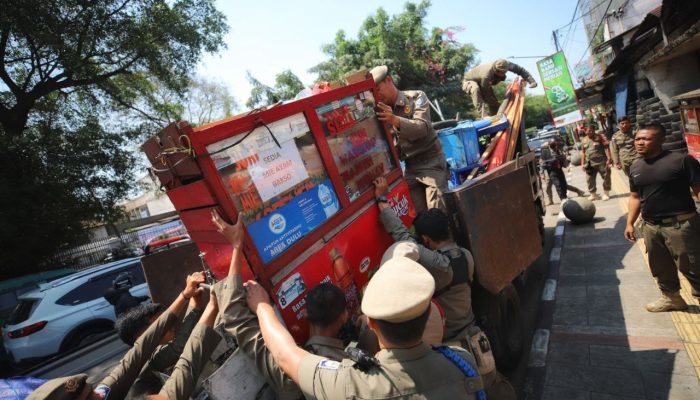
[0,101,33,137]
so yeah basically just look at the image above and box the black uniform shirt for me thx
[629,150,700,219]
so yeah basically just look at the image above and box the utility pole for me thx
[552,30,560,52]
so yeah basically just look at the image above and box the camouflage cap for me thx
[370,65,389,84]
[27,374,88,400]
[493,59,509,73]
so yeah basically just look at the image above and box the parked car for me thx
[2,258,149,363]
[527,131,562,159]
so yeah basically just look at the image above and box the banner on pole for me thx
[537,52,583,127]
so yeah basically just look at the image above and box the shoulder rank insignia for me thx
[404,104,412,114]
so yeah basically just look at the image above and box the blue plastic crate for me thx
[438,126,468,170]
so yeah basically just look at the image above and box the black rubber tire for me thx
[663,140,688,151]
[660,114,678,123]
[483,284,524,370]
[432,119,459,131]
[61,324,113,352]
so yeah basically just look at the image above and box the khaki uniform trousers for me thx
[642,213,700,298]
[445,326,516,400]
[159,323,220,400]
[585,163,611,193]
[405,154,449,213]
[463,80,495,118]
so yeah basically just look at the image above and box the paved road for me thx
[30,333,127,384]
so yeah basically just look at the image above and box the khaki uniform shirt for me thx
[219,274,347,400]
[462,60,534,109]
[582,134,609,166]
[159,322,220,400]
[379,208,476,342]
[392,90,443,163]
[298,344,482,399]
[610,129,639,166]
[98,310,179,399]
[304,335,346,361]
[127,308,203,398]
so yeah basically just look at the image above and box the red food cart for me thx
[674,88,700,160]
[144,78,414,342]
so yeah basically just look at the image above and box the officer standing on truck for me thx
[462,59,537,117]
[370,65,449,213]
[610,116,640,176]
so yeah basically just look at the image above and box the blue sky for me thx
[197,0,592,108]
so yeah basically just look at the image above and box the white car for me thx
[2,258,150,363]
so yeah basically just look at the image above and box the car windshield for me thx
[528,137,552,150]
[7,298,38,325]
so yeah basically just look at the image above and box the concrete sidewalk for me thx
[526,166,700,400]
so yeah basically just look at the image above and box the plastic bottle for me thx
[318,183,339,218]
[329,248,360,317]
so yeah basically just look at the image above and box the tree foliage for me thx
[147,76,238,127]
[246,70,305,109]
[524,94,552,130]
[309,0,478,119]
[0,0,228,275]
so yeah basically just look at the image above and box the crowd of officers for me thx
[541,117,700,316]
[29,203,515,400]
[539,116,640,204]
[29,184,519,399]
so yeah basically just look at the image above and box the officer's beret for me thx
[370,65,389,85]
[380,241,419,265]
[493,59,509,73]
[27,374,88,400]
[362,257,435,323]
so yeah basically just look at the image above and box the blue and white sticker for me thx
[268,213,286,234]
[94,384,111,399]
[318,359,341,370]
[276,272,306,309]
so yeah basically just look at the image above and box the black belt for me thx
[643,212,697,226]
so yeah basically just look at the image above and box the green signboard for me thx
[537,52,583,127]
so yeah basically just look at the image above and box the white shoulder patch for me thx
[415,93,429,108]
[94,384,111,399]
[318,359,341,370]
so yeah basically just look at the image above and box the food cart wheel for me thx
[484,284,524,370]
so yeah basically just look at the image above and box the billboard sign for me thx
[537,52,584,127]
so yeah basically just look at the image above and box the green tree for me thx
[149,76,238,127]
[246,70,305,109]
[0,0,228,275]
[309,1,478,119]
[524,94,552,130]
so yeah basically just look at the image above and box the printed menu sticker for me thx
[248,139,309,202]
